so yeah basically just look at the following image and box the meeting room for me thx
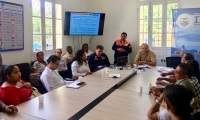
[0,0,200,119]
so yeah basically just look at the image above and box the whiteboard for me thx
[0,1,24,51]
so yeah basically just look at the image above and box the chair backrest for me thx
[37,76,48,94]
[67,62,72,78]
[31,60,36,67]
[166,57,181,69]
[15,63,31,82]
[193,111,200,120]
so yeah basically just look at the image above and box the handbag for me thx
[31,87,42,99]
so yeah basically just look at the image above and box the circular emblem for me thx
[176,13,193,28]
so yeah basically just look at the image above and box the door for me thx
[138,1,178,66]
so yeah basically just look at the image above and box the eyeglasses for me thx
[54,62,59,66]
[174,70,183,74]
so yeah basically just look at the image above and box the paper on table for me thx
[66,81,84,89]
[109,74,121,78]
[157,67,174,72]
[137,65,152,69]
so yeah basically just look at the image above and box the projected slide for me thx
[70,13,100,35]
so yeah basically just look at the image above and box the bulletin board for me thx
[0,1,24,51]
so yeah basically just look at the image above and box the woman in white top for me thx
[32,51,47,74]
[82,43,93,58]
[147,84,194,120]
[71,50,92,76]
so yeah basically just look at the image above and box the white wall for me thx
[1,0,32,65]
[180,0,200,8]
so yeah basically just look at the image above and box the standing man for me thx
[88,45,110,72]
[112,32,132,64]
[134,43,156,66]
[63,46,75,64]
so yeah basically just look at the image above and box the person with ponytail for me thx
[147,84,196,120]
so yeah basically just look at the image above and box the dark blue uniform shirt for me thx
[88,53,110,72]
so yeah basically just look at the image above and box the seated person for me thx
[158,53,195,83]
[187,60,200,81]
[88,45,110,72]
[40,55,77,92]
[71,50,92,77]
[147,84,195,120]
[155,63,197,96]
[82,43,93,58]
[0,54,6,83]
[181,53,194,63]
[0,100,18,113]
[134,43,156,66]
[63,46,75,63]
[157,63,200,97]
[32,51,47,74]
[55,49,68,79]
[154,64,200,110]
[0,65,32,106]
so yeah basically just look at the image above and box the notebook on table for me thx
[66,81,85,89]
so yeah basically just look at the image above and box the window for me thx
[32,0,42,52]
[152,4,162,47]
[139,1,178,47]
[55,4,62,49]
[139,5,149,45]
[166,3,178,47]
[32,0,63,52]
[45,1,53,50]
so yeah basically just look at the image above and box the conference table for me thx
[80,67,163,120]
[80,89,154,120]
[0,66,168,120]
[0,112,44,120]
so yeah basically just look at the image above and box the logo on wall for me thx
[176,14,193,28]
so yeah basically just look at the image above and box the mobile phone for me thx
[77,82,85,86]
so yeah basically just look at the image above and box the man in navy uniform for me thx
[88,45,110,72]
[112,32,132,64]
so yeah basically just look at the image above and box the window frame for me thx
[138,0,179,48]
[32,0,63,52]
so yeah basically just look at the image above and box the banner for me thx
[172,8,200,64]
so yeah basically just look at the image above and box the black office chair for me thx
[37,76,48,94]
[166,57,181,69]
[193,111,200,120]
[31,60,36,67]
[15,63,31,82]
[67,62,72,78]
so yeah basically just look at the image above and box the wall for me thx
[1,0,32,65]
[180,0,200,8]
